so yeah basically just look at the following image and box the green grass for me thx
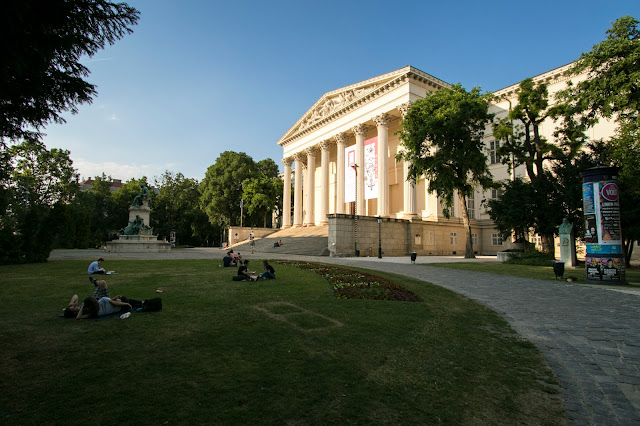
[429,262,640,285]
[0,260,565,425]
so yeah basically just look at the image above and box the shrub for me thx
[504,247,555,266]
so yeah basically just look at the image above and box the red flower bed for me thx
[278,261,422,302]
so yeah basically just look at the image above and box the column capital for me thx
[282,157,293,167]
[398,102,413,118]
[294,152,306,162]
[319,140,332,151]
[351,124,367,136]
[334,132,347,145]
[305,146,317,156]
[374,113,391,128]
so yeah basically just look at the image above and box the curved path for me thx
[50,249,640,424]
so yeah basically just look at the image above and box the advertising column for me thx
[581,166,626,284]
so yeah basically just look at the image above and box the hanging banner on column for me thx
[344,137,378,203]
[581,167,626,283]
[364,137,378,199]
[345,146,356,203]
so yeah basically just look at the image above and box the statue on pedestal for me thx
[558,218,577,267]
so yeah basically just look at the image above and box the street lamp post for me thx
[352,164,358,257]
[377,216,382,259]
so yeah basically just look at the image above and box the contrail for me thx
[81,58,113,63]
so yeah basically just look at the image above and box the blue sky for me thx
[40,0,640,183]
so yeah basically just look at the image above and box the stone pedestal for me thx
[104,197,171,253]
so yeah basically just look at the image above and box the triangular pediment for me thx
[278,66,448,146]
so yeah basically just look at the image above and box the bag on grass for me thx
[142,297,162,312]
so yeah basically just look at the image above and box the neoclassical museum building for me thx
[276,65,615,257]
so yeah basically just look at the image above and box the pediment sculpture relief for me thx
[297,84,377,131]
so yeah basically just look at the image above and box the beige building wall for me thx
[277,64,618,256]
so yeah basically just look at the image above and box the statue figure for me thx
[559,218,573,234]
[131,183,150,208]
[123,215,144,235]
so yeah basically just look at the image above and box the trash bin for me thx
[553,261,565,279]
[410,252,417,263]
[355,250,360,257]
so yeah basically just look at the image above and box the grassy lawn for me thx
[429,262,640,285]
[0,259,565,425]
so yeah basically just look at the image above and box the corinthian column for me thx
[293,153,305,227]
[352,124,367,215]
[374,113,391,217]
[282,157,292,228]
[334,132,346,214]
[319,141,331,224]
[398,102,418,219]
[304,147,316,226]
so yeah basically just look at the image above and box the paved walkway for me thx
[49,249,640,425]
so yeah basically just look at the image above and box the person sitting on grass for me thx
[233,260,256,281]
[223,252,233,267]
[87,258,105,274]
[75,295,133,319]
[259,260,276,280]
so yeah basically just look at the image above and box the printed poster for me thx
[344,137,378,203]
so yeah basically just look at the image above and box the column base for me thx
[397,211,420,220]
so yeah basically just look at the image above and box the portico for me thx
[278,66,449,228]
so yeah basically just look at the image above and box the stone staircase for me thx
[228,225,329,256]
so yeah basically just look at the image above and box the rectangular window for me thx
[427,231,435,245]
[492,233,503,246]
[489,140,500,164]
[472,233,478,247]
[467,194,475,219]
[450,232,458,245]
[491,188,503,199]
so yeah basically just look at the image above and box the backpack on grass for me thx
[142,298,162,312]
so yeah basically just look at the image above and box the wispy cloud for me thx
[108,114,119,121]
[74,159,186,182]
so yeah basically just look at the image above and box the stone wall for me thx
[228,226,277,246]
[328,214,513,257]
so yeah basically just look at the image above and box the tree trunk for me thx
[458,191,475,259]
[540,234,554,255]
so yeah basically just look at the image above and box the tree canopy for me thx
[398,84,494,258]
[0,0,140,143]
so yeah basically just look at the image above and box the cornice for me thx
[278,66,450,148]
[492,62,575,100]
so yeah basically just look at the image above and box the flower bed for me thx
[279,261,422,302]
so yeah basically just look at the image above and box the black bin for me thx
[410,252,417,263]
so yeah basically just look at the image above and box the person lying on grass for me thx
[89,276,110,300]
[259,260,275,280]
[75,295,133,319]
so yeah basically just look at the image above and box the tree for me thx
[398,84,494,258]
[0,141,79,263]
[0,0,140,143]
[200,152,258,227]
[491,78,579,252]
[559,15,640,264]
[242,175,284,228]
[152,171,217,247]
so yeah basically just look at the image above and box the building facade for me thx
[276,65,615,256]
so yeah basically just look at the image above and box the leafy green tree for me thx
[152,171,217,246]
[200,151,258,228]
[0,0,139,143]
[398,84,494,258]
[559,15,640,264]
[0,141,78,263]
[242,175,284,228]
[491,78,583,252]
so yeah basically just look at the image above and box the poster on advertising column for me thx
[581,167,626,283]
[344,137,378,203]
